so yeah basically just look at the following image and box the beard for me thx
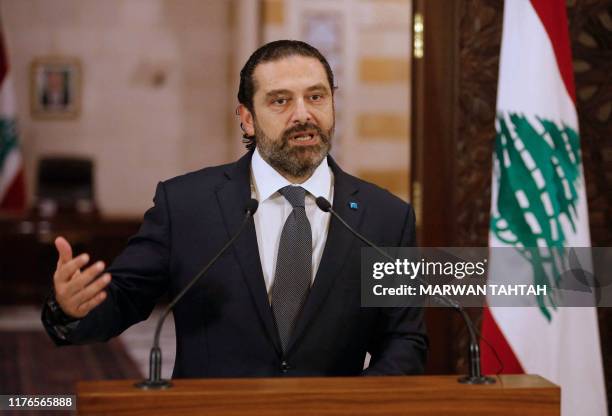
[255,120,333,179]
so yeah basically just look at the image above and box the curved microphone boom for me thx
[135,199,259,389]
[315,196,495,385]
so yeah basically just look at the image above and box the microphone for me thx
[315,197,495,385]
[135,199,259,389]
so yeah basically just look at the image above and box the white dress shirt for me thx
[250,148,334,298]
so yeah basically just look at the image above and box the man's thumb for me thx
[55,236,73,264]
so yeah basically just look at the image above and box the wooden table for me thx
[0,214,140,304]
[77,374,560,415]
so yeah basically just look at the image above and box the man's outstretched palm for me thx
[52,236,111,319]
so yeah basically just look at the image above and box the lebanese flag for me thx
[482,1,607,415]
[0,19,26,212]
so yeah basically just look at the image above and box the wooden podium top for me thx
[77,374,559,415]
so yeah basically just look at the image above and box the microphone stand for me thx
[135,200,258,389]
[316,197,495,385]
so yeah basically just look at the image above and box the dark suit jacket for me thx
[45,151,427,377]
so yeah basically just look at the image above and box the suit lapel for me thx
[287,157,364,353]
[215,151,282,355]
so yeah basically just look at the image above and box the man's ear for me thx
[238,104,255,136]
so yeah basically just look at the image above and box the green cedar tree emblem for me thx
[0,118,18,168]
[490,112,583,320]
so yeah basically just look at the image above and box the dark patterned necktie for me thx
[271,185,312,353]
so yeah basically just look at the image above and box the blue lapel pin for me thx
[349,201,359,210]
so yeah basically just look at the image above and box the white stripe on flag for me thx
[496,0,578,129]
[0,148,22,201]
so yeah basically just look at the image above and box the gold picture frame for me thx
[30,56,81,120]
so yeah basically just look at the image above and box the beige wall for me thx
[2,0,236,217]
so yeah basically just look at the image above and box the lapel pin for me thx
[349,201,359,210]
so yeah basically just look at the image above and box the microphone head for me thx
[315,196,332,212]
[245,198,259,215]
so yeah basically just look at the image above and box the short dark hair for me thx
[238,40,336,150]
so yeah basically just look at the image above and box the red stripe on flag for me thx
[480,307,524,374]
[0,169,26,212]
[529,0,576,102]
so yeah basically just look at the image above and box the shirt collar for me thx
[251,147,332,202]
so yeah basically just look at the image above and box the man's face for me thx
[240,55,334,181]
[47,71,65,92]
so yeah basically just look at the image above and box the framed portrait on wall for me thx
[30,56,81,120]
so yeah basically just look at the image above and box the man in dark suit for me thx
[43,40,427,377]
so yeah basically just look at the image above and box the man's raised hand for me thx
[52,236,112,319]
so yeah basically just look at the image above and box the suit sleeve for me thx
[362,204,428,375]
[42,182,172,345]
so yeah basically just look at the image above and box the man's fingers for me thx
[54,253,90,284]
[55,237,74,265]
[65,261,105,296]
[72,273,111,307]
[76,290,108,315]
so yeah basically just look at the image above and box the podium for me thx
[77,374,559,415]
